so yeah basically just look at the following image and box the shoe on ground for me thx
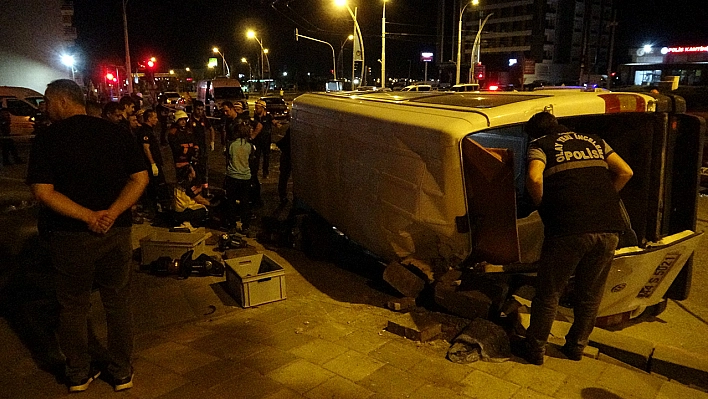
[113,372,134,391]
[68,369,101,393]
[560,344,583,361]
[510,339,545,365]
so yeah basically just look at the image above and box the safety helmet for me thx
[174,110,188,120]
[255,100,267,108]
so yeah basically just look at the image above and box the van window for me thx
[213,87,245,100]
[467,126,529,210]
[6,98,35,117]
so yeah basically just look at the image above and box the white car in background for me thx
[0,96,37,135]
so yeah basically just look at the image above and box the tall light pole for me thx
[295,29,337,80]
[381,0,387,88]
[470,12,493,84]
[241,57,252,82]
[335,0,365,88]
[61,54,76,81]
[247,30,269,84]
[456,0,479,84]
[213,47,230,77]
[122,0,133,94]
[339,34,354,80]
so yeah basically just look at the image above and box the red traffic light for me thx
[106,73,114,80]
[147,60,155,68]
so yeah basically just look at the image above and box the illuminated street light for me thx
[185,67,190,72]
[241,57,252,81]
[456,0,479,84]
[247,30,270,82]
[335,0,365,87]
[338,34,353,80]
[169,70,175,75]
[213,47,230,77]
[61,54,76,81]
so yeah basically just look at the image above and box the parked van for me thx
[0,96,37,135]
[400,84,432,92]
[0,86,43,107]
[450,83,480,92]
[197,78,248,117]
[290,90,704,322]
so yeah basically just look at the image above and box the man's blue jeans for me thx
[526,232,619,353]
[50,227,133,383]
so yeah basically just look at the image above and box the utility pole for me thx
[607,10,618,89]
[122,0,133,95]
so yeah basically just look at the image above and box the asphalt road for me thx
[1,133,707,358]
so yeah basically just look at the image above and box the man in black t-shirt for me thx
[138,109,166,215]
[252,99,278,179]
[512,112,633,366]
[189,100,214,191]
[26,79,148,393]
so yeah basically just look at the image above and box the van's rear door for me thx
[461,137,520,264]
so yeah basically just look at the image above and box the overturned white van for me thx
[290,89,704,321]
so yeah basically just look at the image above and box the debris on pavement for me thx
[447,317,511,364]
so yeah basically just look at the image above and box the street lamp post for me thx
[381,0,387,88]
[247,29,270,92]
[470,12,493,84]
[338,34,354,81]
[295,28,337,80]
[241,58,252,82]
[335,1,365,88]
[61,54,76,81]
[456,0,479,85]
[122,0,133,94]
[213,47,230,77]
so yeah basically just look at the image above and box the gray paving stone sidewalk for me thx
[2,222,707,398]
[1,136,707,398]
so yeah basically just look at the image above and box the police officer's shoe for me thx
[511,338,545,365]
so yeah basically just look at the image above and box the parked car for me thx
[259,96,289,120]
[401,84,432,92]
[0,96,37,135]
[450,83,480,92]
[0,86,44,107]
[158,91,184,105]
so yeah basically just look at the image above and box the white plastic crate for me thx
[225,253,287,308]
[139,228,211,265]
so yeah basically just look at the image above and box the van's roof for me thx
[294,90,658,129]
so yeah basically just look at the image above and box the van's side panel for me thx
[291,94,486,265]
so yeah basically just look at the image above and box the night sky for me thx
[72,0,708,80]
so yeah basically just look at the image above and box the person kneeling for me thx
[174,165,213,228]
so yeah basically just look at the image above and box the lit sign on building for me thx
[661,46,708,54]
[420,52,433,62]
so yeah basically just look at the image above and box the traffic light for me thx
[474,63,486,81]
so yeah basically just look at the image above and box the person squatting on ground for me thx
[168,110,199,171]
[0,108,24,165]
[173,165,213,228]
[26,79,148,392]
[223,123,254,233]
[513,111,633,365]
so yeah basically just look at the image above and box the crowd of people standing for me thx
[83,91,288,232]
